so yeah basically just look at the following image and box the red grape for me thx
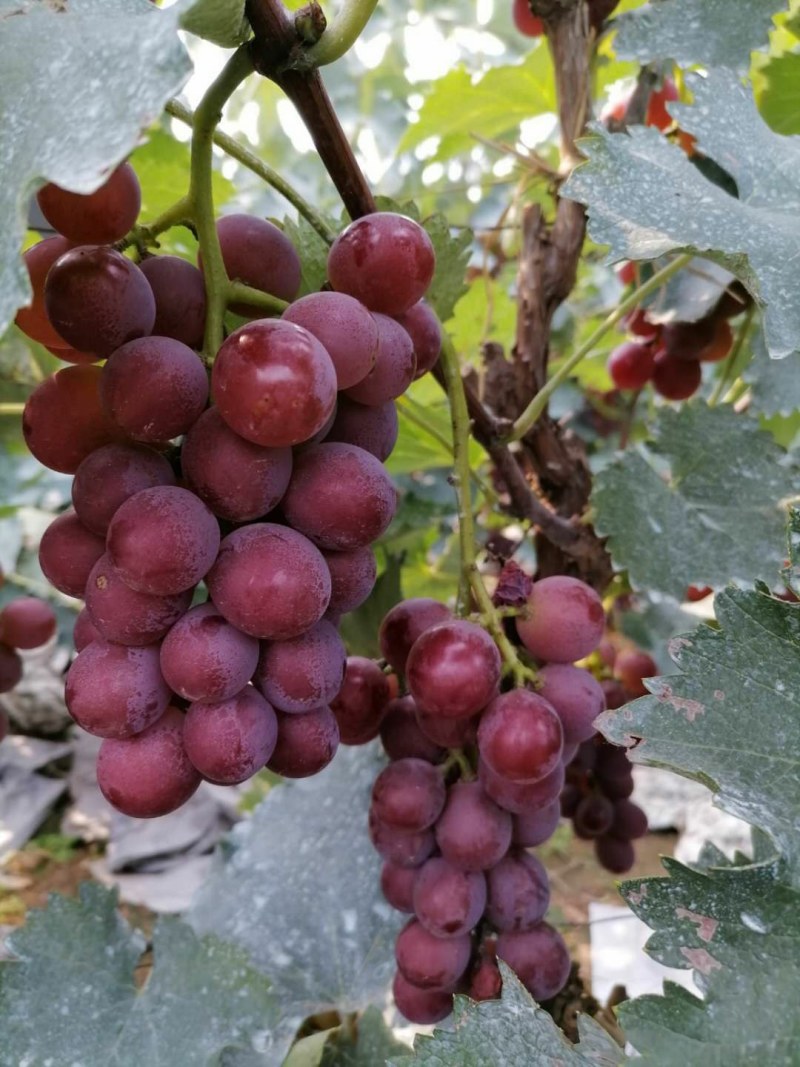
[184,686,278,784]
[45,246,155,357]
[72,443,176,536]
[479,757,565,816]
[254,620,345,713]
[435,781,512,871]
[371,758,446,832]
[38,510,105,597]
[207,524,331,640]
[85,554,193,646]
[139,255,207,349]
[326,397,399,462]
[478,689,563,784]
[614,648,657,697]
[516,575,605,663]
[181,407,292,523]
[323,547,377,616]
[206,214,301,312]
[65,639,170,739]
[574,794,614,838]
[616,261,636,286]
[392,971,453,1024]
[415,707,479,748]
[0,645,23,693]
[699,319,732,363]
[212,319,337,448]
[379,695,445,763]
[537,664,606,744]
[661,318,716,362]
[0,597,56,649]
[37,163,141,244]
[413,857,486,939]
[512,800,561,847]
[646,77,678,131]
[330,656,390,744]
[495,924,570,1000]
[652,352,701,400]
[485,850,550,932]
[282,291,378,389]
[160,603,260,703]
[15,236,73,348]
[395,300,442,380]
[686,583,712,602]
[328,213,435,316]
[601,678,628,711]
[100,336,208,442]
[381,861,417,912]
[379,597,452,674]
[468,956,503,1001]
[23,365,123,474]
[407,620,501,719]
[97,706,201,818]
[0,708,8,742]
[607,341,655,390]
[513,0,544,35]
[281,443,397,551]
[73,608,101,652]
[369,811,436,868]
[610,799,648,839]
[623,307,660,341]
[343,314,416,406]
[267,706,340,778]
[595,834,635,873]
[395,918,471,990]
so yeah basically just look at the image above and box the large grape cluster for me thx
[17,162,442,817]
[333,574,624,1024]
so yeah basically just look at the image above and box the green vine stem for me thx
[115,195,193,255]
[305,0,379,67]
[504,252,694,443]
[227,282,289,316]
[440,748,475,781]
[0,403,25,416]
[708,303,755,406]
[190,45,256,360]
[165,99,336,245]
[439,331,538,688]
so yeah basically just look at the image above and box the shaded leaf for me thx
[322,1006,410,1065]
[283,212,334,296]
[754,51,800,135]
[744,329,800,417]
[592,404,799,598]
[180,0,250,47]
[422,215,471,324]
[338,554,403,658]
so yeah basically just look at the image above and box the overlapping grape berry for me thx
[331,571,641,1024]
[0,586,59,743]
[17,161,442,818]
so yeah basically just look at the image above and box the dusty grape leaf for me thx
[189,744,401,1067]
[392,965,625,1065]
[0,884,275,1067]
[0,0,192,338]
[744,330,800,417]
[599,586,800,885]
[564,69,800,358]
[592,404,799,598]
[618,857,800,1063]
[613,0,780,70]
[782,505,800,596]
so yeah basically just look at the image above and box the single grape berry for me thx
[379,597,452,675]
[392,971,453,1025]
[84,554,193,646]
[512,0,544,36]
[468,956,503,1002]
[38,510,106,598]
[0,645,23,694]
[516,575,605,664]
[160,603,260,704]
[477,688,563,784]
[435,781,512,871]
[574,793,614,838]
[406,620,501,719]
[205,214,301,312]
[327,212,435,315]
[610,799,648,839]
[413,858,487,938]
[381,861,418,913]
[371,758,446,833]
[478,757,565,816]
[326,397,399,463]
[652,352,701,400]
[73,609,101,652]
[139,255,207,349]
[37,162,141,244]
[614,648,658,697]
[485,850,550,932]
[595,834,636,873]
[369,811,436,868]
[267,707,340,778]
[72,443,177,536]
[512,800,561,848]
[183,686,278,785]
[415,707,479,749]
[395,918,471,990]
[607,341,656,391]
[495,924,571,1001]
[395,300,442,380]
[343,313,416,406]
[254,620,346,714]
[323,547,377,617]
[0,597,57,650]
[379,695,445,764]
[282,291,378,390]
[537,664,606,744]
[330,656,390,744]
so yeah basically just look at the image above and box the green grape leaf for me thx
[401,48,555,163]
[179,0,251,47]
[613,0,779,70]
[564,69,800,358]
[188,744,401,1067]
[754,52,800,134]
[617,858,800,1063]
[0,0,192,338]
[322,1006,411,1065]
[393,965,625,1066]
[592,404,799,598]
[599,585,800,886]
[282,213,333,296]
[744,329,800,417]
[0,884,275,1067]
[782,504,800,595]
[422,215,471,324]
[338,554,403,658]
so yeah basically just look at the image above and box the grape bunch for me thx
[0,592,59,742]
[16,160,443,818]
[333,575,618,1023]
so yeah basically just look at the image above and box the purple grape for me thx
[595,834,636,873]
[184,686,278,784]
[0,645,23,693]
[415,707,479,748]
[97,706,201,818]
[160,603,260,703]
[395,918,471,991]
[610,799,648,839]
[485,850,550,932]
[107,486,220,596]
[495,923,570,1001]
[181,407,292,523]
[413,857,486,938]
[560,784,581,818]
[379,695,445,763]
[44,246,155,358]
[0,597,56,650]
[39,510,105,598]
[281,443,397,551]
[267,706,340,778]
[73,608,101,652]
[381,861,417,912]
[325,397,399,462]
[206,214,301,311]
[100,336,208,442]
[537,664,606,745]
[512,800,561,847]
[206,523,331,640]
[407,620,501,719]
[371,758,446,832]
[516,576,605,664]
[392,971,453,1024]
[85,554,193,646]
[72,443,177,535]
[478,757,565,816]
[282,290,378,389]
[343,314,416,406]
[478,689,563,784]
[435,781,512,871]
[323,547,377,616]
[369,811,436,868]
[379,597,452,674]
[573,794,614,838]
[139,255,207,349]
[603,775,635,800]
[254,620,345,713]
[65,639,170,739]
[395,300,442,379]
[330,656,390,744]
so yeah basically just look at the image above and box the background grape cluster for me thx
[0,585,58,742]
